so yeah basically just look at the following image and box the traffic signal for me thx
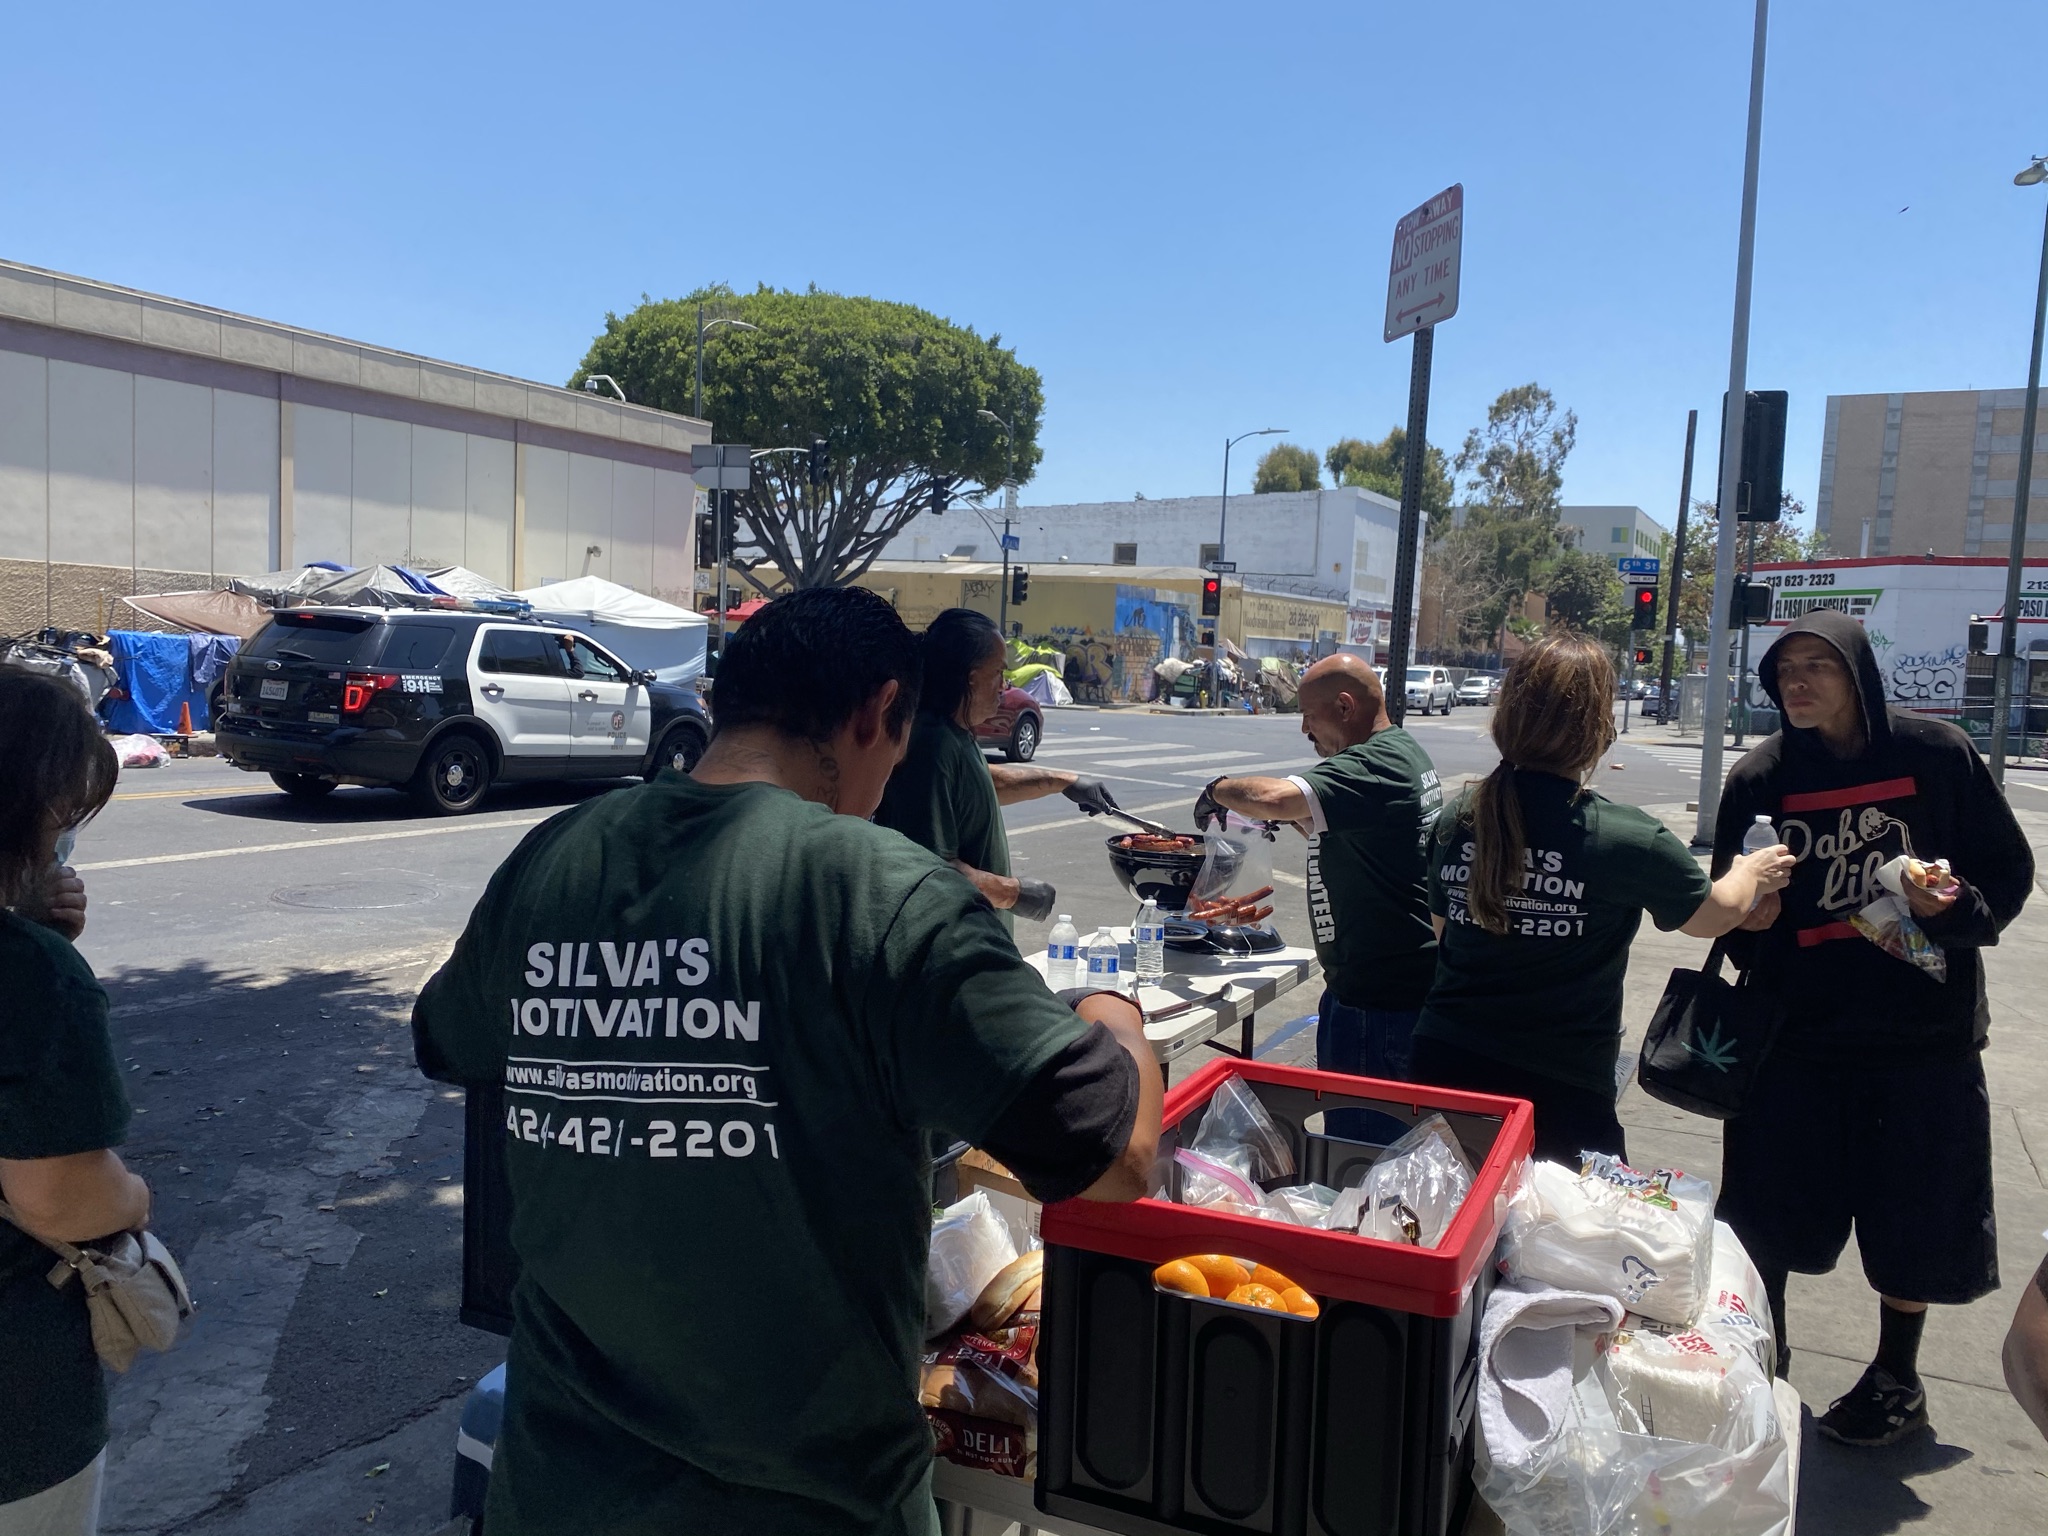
[1010,567,1030,606]
[1630,585,1657,631]
[929,480,947,516]
[1969,620,1989,655]
[1633,647,1653,667]
[808,436,830,486]
[1724,390,1788,522]
[1201,576,1222,617]
[1731,579,1773,625]
[695,510,716,569]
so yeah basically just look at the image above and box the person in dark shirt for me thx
[1712,610,2033,1446]
[1191,656,1441,1138]
[413,588,1161,1536]
[874,608,1119,931]
[1412,632,1792,1163]
[0,666,153,1534]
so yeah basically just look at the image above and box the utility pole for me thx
[1696,0,1770,847]
[1989,157,2048,784]
[1658,410,1697,723]
[1211,428,1286,705]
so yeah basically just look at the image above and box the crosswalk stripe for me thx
[1093,749,1264,769]
[1031,740,1171,758]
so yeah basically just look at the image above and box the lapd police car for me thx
[215,608,711,813]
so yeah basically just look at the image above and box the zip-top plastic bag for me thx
[1330,1113,1476,1247]
[1190,810,1277,909]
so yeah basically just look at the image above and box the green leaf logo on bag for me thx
[1684,1022,1739,1073]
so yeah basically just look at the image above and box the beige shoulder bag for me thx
[0,1202,194,1372]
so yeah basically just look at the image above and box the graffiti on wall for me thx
[1888,644,1967,704]
[1113,586,1194,703]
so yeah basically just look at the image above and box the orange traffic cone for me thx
[177,700,193,736]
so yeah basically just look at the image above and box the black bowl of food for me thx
[1104,832,1243,910]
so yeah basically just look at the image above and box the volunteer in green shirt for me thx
[0,666,152,1531]
[413,587,1161,1536]
[1412,632,1793,1163]
[1191,655,1441,1139]
[875,608,1121,931]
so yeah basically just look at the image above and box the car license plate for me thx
[260,679,288,700]
[309,710,339,724]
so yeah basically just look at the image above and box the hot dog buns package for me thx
[920,1248,1044,1478]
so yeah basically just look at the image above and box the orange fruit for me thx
[1185,1255,1249,1296]
[1250,1264,1296,1294]
[1224,1282,1287,1311]
[1280,1287,1320,1319]
[1153,1259,1210,1297]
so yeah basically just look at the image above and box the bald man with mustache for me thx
[1193,656,1443,1136]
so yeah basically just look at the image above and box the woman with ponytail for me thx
[1409,632,1793,1162]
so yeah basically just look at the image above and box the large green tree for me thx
[1325,428,1454,534]
[1670,493,1819,655]
[1545,546,1624,634]
[1252,442,1321,493]
[573,284,1042,591]
[1453,383,1578,523]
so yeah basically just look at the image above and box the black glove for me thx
[1012,878,1058,923]
[1193,776,1231,832]
[1060,778,1120,816]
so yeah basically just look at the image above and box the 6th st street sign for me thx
[1384,184,1463,342]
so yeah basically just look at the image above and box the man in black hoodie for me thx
[1712,609,2033,1446]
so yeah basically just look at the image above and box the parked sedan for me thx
[1456,674,1497,707]
[972,685,1044,761]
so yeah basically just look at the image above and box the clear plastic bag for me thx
[1184,1075,1296,1183]
[1503,1156,1715,1327]
[1850,892,1947,981]
[925,1191,1017,1338]
[1192,811,1277,907]
[1330,1113,1475,1247]
[1479,1222,1795,1536]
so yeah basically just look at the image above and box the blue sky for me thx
[4,1,2045,532]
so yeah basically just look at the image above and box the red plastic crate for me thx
[1043,1058,1534,1318]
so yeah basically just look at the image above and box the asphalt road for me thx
[73,701,1709,1535]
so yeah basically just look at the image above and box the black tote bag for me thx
[1636,937,1784,1119]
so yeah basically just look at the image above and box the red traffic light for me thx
[1200,577,1221,617]
[1630,585,1658,631]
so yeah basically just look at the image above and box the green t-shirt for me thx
[0,911,131,1503]
[1289,728,1443,1010]
[873,711,1012,931]
[413,777,1087,1536]
[1417,774,1711,1095]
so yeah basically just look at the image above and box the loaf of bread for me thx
[968,1251,1044,1333]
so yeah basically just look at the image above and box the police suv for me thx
[215,608,711,814]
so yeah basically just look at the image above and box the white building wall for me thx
[48,360,133,569]
[212,390,278,574]
[0,349,49,562]
[134,376,213,573]
[292,403,353,567]
[523,444,571,586]
[465,436,515,588]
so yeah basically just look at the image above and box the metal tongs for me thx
[1094,804,1183,839]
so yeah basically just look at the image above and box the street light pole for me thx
[1695,0,1770,847]
[1212,427,1287,706]
[694,306,759,664]
[1989,155,2048,785]
[978,410,1017,635]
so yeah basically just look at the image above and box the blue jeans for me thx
[1316,989,1420,1144]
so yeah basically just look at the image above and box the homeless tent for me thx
[512,576,709,684]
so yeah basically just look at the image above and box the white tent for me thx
[513,575,709,684]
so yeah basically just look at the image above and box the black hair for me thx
[919,608,1005,722]
[709,587,921,742]
[0,665,119,907]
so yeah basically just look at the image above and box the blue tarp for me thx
[104,630,219,734]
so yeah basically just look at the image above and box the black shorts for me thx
[1719,1046,1998,1305]
[1407,1035,1626,1166]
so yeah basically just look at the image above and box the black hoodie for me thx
[1712,609,2033,1057]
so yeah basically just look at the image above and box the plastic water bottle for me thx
[1084,929,1123,994]
[1743,815,1777,854]
[1743,815,1776,910]
[1134,899,1166,985]
[1046,915,1080,990]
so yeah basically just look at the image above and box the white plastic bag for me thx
[1184,1076,1295,1184]
[108,733,166,768]
[926,1192,1018,1338]
[1479,1222,1794,1536]
[1330,1113,1475,1247]
[1504,1156,1715,1326]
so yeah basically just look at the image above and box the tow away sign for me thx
[1384,184,1463,342]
